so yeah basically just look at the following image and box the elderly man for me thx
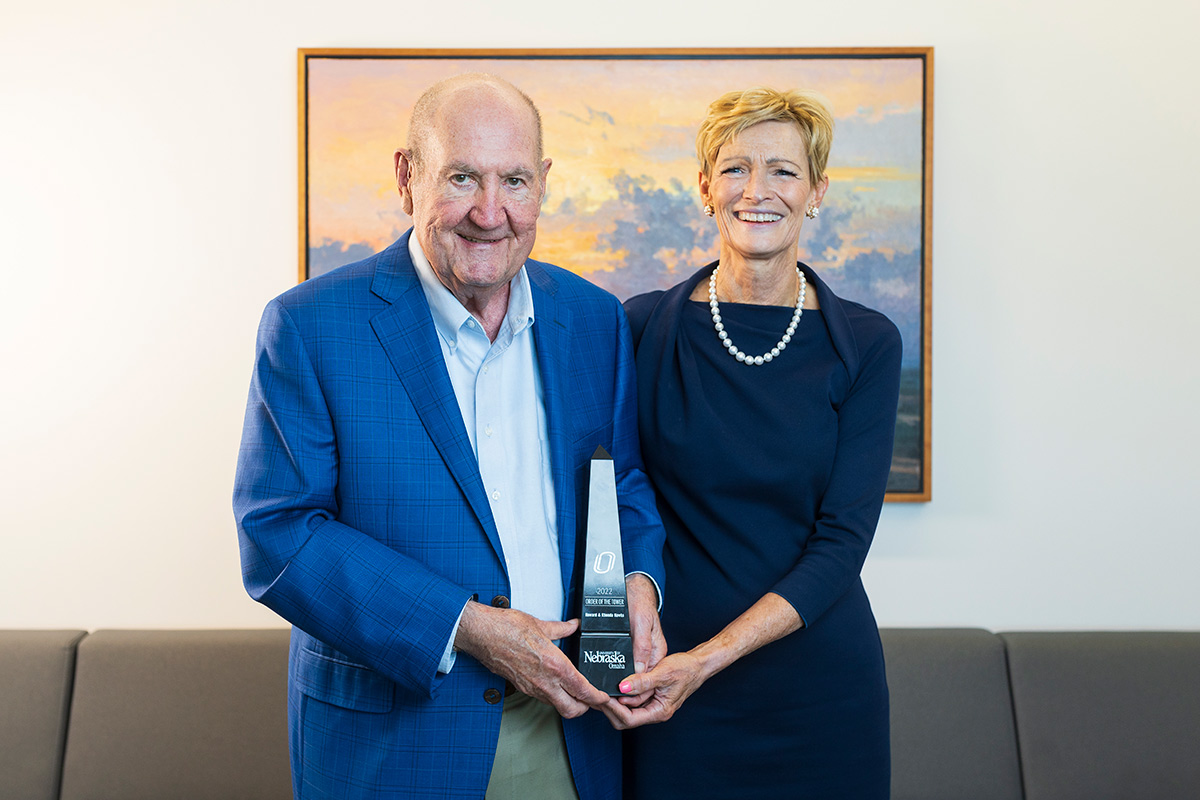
[233,74,666,800]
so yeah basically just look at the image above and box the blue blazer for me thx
[234,232,666,800]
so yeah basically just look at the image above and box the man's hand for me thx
[621,573,666,707]
[454,602,609,718]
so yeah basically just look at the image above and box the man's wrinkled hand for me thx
[454,602,609,718]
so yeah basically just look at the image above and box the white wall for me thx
[2,0,1197,631]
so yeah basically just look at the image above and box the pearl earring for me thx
[703,204,715,217]
[805,206,820,219]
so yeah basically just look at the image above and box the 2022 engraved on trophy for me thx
[576,446,633,696]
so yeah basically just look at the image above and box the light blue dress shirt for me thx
[410,237,563,673]
[411,237,660,676]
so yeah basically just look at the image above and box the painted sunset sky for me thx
[306,55,926,368]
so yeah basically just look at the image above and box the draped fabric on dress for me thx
[623,262,901,799]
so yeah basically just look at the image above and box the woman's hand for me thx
[600,591,803,730]
[599,650,710,729]
[623,574,667,706]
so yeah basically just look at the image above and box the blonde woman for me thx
[612,88,900,798]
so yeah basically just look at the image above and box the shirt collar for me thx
[408,234,536,350]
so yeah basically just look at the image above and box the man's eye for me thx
[450,174,472,185]
[504,176,525,188]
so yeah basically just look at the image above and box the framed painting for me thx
[298,47,933,501]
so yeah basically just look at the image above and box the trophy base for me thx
[578,633,634,696]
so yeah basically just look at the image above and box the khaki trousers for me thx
[485,690,580,800]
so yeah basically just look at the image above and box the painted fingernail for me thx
[619,681,633,694]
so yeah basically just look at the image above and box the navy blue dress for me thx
[623,262,901,799]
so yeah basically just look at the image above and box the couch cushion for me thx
[59,628,292,800]
[0,629,88,800]
[1002,631,1200,800]
[881,628,1024,800]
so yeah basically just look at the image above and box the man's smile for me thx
[457,233,506,244]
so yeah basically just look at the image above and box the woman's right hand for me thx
[599,591,803,730]
[600,650,710,729]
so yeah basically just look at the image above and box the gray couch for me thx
[3,628,1197,799]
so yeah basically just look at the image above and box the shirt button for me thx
[491,489,500,501]
[482,365,489,374]
[483,687,502,704]
[484,425,493,437]
[467,319,476,328]
[491,595,510,608]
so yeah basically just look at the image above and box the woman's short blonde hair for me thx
[696,87,834,184]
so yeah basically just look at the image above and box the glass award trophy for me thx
[576,445,634,695]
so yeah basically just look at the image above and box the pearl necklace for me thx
[709,265,805,366]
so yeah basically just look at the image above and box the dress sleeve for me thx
[768,309,903,626]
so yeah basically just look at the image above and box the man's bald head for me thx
[406,73,543,173]
[392,73,552,322]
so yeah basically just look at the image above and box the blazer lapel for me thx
[369,234,503,559]
[527,264,578,609]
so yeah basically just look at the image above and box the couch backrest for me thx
[0,630,87,800]
[9,627,1200,800]
[882,628,1025,800]
[1001,631,1200,800]
[57,629,292,800]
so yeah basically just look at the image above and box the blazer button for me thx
[491,595,510,609]
[483,688,503,705]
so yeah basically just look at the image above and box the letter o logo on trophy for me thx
[593,551,616,574]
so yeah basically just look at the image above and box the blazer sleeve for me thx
[233,299,471,696]
[768,308,903,626]
[610,300,667,595]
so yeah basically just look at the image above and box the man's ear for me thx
[538,157,553,203]
[395,148,415,217]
